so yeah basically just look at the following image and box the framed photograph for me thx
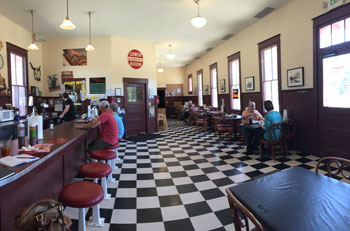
[35,87,40,96]
[287,67,304,87]
[115,88,121,96]
[204,85,209,94]
[31,86,36,96]
[220,79,225,93]
[245,76,255,91]
[193,87,197,95]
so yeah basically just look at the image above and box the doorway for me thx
[123,78,148,136]
[157,88,166,108]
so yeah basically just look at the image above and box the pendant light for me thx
[85,12,95,51]
[28,10,39,50]
[60,0,75,30]
[191,0,207,28]
[157,62,164,73]
[166,44,175,60]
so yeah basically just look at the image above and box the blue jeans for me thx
[242,126,263,152]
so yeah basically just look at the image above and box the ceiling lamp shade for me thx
[191,0,206,28]
[28,10,39,50]
[60,0,75,30]
[157,67,164,73]
[166,44,175,60]
[85,12,95,51]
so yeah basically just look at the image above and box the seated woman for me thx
[259,100,282,140]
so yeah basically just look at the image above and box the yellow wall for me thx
[184,0,331,96]
[157,67,185,88]
[43,36,156,96]
[0,13,43,92]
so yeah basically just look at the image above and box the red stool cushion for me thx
[59,181,103,208]
[90,149,116,160]
[118,138,123,142]
[79,163,112,178]
[106,143,120,150]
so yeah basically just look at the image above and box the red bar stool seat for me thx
[59,181,103,231]
[90,149,116,184]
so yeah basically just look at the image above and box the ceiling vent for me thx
[222,34,234,40]
[254,7,274,19]
[206,47,214,52]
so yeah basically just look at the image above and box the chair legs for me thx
[107,160,116,183]
[78,208,86,231]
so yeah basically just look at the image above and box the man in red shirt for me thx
[75,100,118,154]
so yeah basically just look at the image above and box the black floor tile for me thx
[137,208,163,223]
[159,195,183,207]
[185,201,212,217]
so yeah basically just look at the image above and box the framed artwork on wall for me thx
[245,76,255,91]
[287,67,304,87]
[204,85,209,94]
[220,79,225,93]
[115,88,121,96]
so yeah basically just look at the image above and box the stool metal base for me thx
[87,217,105,227]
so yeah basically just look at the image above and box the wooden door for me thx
[124,79,147,136]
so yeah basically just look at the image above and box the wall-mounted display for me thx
[90,77,106,94]
[115,88,121,96]
[245,76,255,91]
[63,49,87,66]
[220,79,225,93]
[232,89,239,99]
[127,49,143,69]
[287,67,304,87]
[47,74,60,92]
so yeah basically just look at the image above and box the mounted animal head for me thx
[29,62,41,81]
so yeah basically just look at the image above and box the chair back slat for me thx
[316,156,350,182]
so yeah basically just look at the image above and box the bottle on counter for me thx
[18,122,25,149]
[29,122,38,146]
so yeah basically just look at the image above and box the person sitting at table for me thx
[183,100,193,121]
[75,100,118,159]
[110,102,124,140]
[259,100,282,140]
[241,100,264,153]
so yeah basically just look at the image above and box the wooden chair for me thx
[259,122,284,161]
[188,108,196,126]
[215,117,233,141]
[281,120,297,154]
[226,188,263,231]
[195,111,208,131]
[316,156,350,182]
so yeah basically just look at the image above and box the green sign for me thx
[328,0,343,10]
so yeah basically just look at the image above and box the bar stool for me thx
[59,181,104,231]
[105,143,120,171]
[90,149,116,184]
[79,162,111,227]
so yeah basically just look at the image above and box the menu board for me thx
[90,77,106,94]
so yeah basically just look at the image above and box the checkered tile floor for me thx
[68,120,342,231]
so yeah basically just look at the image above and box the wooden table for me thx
[228,167,350,231]
[213,115,242,140]
[0,121,99,230]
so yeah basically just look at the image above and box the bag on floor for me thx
[15,199,71,231]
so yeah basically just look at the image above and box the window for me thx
[259,35,281,112]
[188,74,193,94]
[7,43,28,117]
[319,16,350,48]
[197,70,203,107]
[228,52,241,111]
[210,63,218,108]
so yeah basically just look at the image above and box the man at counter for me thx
[59,93,76,122]
[110,102,124,140]
[75,100,118,157]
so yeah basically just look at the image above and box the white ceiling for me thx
[0,0,291,67]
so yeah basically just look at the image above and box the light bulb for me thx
[157,67,164,73]
[191,16,207,28]
[85,44,95,51]
[167,53,176,60]
[60,17,76,30]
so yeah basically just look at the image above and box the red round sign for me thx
[128,49,143,69]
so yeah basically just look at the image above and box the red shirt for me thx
[98,111,118,145]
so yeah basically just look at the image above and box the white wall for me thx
[157,67,185,88]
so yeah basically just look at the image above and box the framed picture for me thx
[287,67,304,87]
[115,88,121,96]
[193,87,197,95]
[35,87,40,96]
[245,76,255,91]
[220,79,225,93]
[204,85,209,94]
[31,86,36,96]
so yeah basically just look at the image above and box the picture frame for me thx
[204,85,209,95]
[287,67,304,87]
[35,87,40,96]
[31,86,36,96]
[245,76,255,91]
[193,87,197,95]
[115,88,121,96]
[220,79,225,93]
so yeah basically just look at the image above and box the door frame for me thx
[123,77,148,135]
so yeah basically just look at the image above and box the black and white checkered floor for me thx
[67,120,338,231]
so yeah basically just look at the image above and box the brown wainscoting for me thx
[218,94,231,112]
[184,96,198,105]
[0,95,11,107]
[241,92,263,113]
[203,95,211,107]
[147,96,158,133]
[165,96,185,118]
[281,89,317,156]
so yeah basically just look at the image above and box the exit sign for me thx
[328,0,344,10]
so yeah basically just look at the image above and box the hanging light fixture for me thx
[85,12,95,51]
[157,62,164,73]
[166,44,175,60]
[60,0,75,30]
[28,10,39,50]
[191,0,207,28]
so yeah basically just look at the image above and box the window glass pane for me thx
[18,86,26,116]
[272,45,278,80]
[272,80,280,112]
[188,77,193,92]
[12,86,19,108]
[263,48,273,81]
[320,25,332,48]
[198,73,203,106]
[127,86,142,102]
[346,18,350,42]
[229,59,240,110]
[16,55,24,86]
[332,20,345,45]
[211,67,218,107]
[263,81,272,102]
[11,53,16,85]
[212,88,218,108]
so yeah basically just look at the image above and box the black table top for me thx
[229,166,350,231]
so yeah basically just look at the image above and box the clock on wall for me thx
[177,88,182,93]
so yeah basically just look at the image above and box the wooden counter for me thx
[0,121,99,230]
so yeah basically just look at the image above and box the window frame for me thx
[6,42,29,117]
[258,35,282,112]
[227,52,241,112]
[209,62,219,108]
[197,69,203,107]
[188,74,193,94]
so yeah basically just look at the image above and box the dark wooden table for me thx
[213,115,242,140]
[228,167,350,231]
[0,121,99,230]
